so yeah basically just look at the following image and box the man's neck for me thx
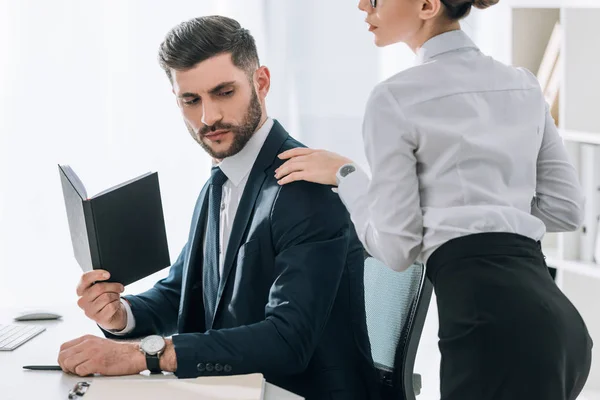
[254,115,268,134]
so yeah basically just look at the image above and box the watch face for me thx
[341,165,356,177]
[141,335,165,355]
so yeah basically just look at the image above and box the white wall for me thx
[0,0,233,306]
[260,0,380,171]
[0,0,376,306]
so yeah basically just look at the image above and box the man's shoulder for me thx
[269,177,349,242]
[265,127,348,222]
[278,134,306,153]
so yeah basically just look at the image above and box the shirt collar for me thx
[415,30,479,65]
[217,117,274,187]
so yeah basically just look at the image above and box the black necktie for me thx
[203,166,228,328]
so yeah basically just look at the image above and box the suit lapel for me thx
[208,120,289,329]
[178,183,209,331]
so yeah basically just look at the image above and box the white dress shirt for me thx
[106,118,274,335]
[338,30,584,272]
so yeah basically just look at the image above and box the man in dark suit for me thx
[58,15,379,400]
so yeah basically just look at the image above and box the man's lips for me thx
[204,130,231,141]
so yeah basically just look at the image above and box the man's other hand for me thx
[58,335,146,377]
[76,270,126,331]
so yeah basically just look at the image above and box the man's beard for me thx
[188,89,262,159]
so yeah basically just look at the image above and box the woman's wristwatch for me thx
[336,163,357,186]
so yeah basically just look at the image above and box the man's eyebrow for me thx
[208,81,236,95]
[177,81,237,98]
[178,92,199,98]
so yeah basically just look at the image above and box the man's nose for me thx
[201,100,223,127]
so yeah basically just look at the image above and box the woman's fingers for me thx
[275,158,307,179]
[276,149,351,186]
[278,148,318,160]
[277,172,306,185]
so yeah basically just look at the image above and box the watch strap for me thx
[146,353,161,374]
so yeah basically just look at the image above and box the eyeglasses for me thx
[370,0,377,7]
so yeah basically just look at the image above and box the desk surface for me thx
[0,304,173,400]
[0,304,301,400]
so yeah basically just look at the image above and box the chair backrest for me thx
[363,255,433,400]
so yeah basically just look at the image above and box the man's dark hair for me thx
[158,16,260,81]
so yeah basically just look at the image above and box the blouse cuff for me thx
[337,166,370,214]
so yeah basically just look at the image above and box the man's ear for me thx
[172,88,179,107]
[254,66,271,99]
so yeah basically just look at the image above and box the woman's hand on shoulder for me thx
[275,148,352,186]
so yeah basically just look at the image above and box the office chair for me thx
[363,254,433,400]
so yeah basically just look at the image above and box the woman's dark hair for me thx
[441,0,499,20]
[158,16,259,82]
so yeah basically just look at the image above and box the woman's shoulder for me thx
[479,53,542,88]
[366,65,441,111]
[368,55,542,111]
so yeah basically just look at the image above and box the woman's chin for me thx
[373,34,393,48]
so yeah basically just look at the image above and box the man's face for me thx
[171,53,263,160]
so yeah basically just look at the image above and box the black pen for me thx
[23,365,63,371]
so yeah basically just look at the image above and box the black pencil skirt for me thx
[426,232,593,400]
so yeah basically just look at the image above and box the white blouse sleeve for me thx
[338,84,423,271]
[531,103,585,232]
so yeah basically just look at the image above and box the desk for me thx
[0,305,301,400]
[0,304,168,400]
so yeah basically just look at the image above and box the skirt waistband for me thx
[426,232,544,284]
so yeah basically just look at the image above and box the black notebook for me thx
[58,165,170,286]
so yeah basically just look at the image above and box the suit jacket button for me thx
[197,363,205,372]
[224,364,232,373]
[215,363,223,372]
[206,363,214,372]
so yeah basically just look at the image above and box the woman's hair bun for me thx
[472,0,499,10]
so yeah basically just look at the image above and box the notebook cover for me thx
[89,172,170,286]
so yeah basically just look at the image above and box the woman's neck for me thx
[408,20,462,54]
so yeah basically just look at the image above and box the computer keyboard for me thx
[0,324,46,351]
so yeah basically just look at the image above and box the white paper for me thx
[83,374,266,400]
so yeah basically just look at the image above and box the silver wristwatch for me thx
[140,335,166,374]
[336,163,357,186]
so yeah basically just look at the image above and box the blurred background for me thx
[1,0,599,398]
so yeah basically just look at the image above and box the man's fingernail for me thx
[103,272,110,279]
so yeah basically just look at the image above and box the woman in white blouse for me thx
[274,0,593,399]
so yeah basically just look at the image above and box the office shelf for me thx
[560,129,600,145]
[503,0,600,8]
[546,257,600,280]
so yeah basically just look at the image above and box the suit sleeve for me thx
[103,242,189,339]
[171,181,349,378]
